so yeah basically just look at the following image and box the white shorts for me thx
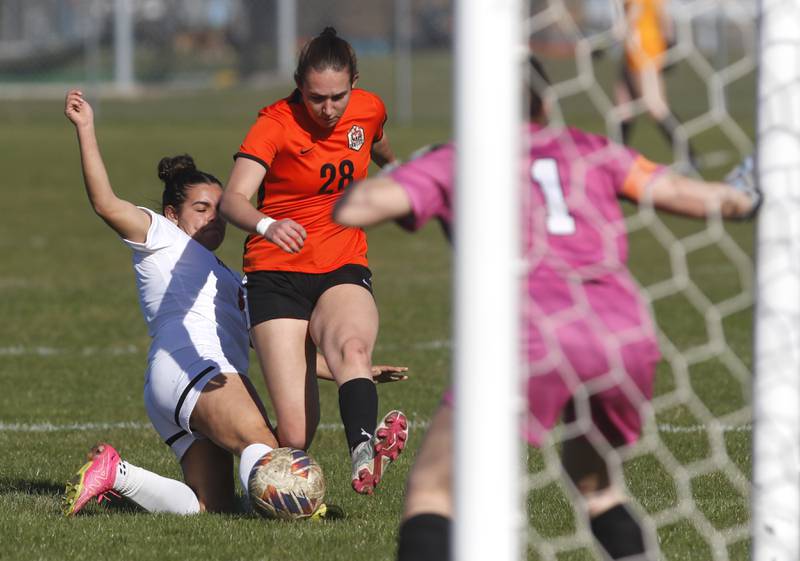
[144,345,248,461]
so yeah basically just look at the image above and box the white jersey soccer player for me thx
[126,208,250,459]
[62,89,279,516]
[127,207,249,365]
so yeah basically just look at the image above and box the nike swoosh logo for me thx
[300,146,315,155]
[362,278,372,288]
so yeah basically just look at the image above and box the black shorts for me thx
[245,264,374,326]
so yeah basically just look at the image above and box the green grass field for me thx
[0,50,756,560]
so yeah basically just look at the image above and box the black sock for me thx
[657,114,697,166]
[590,504,647,559]
[621,119,635,144]
[397,514,451,561]
[656,114,679,144]
[338,378,378,453]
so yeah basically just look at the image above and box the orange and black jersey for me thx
[236,88,387,274]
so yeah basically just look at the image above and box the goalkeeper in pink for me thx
[334,56,759,561]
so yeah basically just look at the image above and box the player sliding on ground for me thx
[61,89,407,517]
[62,88,277,515]
[333,56,759,561]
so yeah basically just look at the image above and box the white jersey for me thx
[122,208,249,371]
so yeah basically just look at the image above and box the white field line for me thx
[0,421,152,432]
[656,423,752,433]
[1,341,750,436]
[0,420,433,433]
[0,345,141,357]
[0,420,751,434]
[0,340,453,357]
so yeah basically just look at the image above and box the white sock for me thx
[239,443,273,495]
[114,460,200,515]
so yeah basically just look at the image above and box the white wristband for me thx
[255,216,276,237]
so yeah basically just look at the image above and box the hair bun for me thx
[320,26,337,38]
[157,154,196,182]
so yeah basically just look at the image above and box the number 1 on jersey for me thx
[531,158,576,236]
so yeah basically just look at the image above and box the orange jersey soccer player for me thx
[615,0,697,167]
[220,27,409,496]
[624,0,668,73]
[236,83,383,274]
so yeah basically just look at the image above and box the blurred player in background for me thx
[334,56,759,561]
[220,27,408,496]
[615,0,697,168]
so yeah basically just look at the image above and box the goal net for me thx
[455,1,800,560]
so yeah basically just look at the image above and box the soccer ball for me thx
[248,447,326,520]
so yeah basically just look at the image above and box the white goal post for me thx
[453,2,524,561]
[752,0,800,559]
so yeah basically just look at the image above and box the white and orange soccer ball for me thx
[248,447,326,520]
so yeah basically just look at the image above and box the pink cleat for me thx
[62,443,120,516]
[351,410,409,494]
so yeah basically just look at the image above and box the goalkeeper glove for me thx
[725,155,761,219]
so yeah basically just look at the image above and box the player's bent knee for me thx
[230,428,278,455]
[339,337,371,365]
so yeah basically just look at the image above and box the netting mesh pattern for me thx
[524,2,755,559]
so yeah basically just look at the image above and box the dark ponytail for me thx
[157,154,221,213]
[294,27,358,88]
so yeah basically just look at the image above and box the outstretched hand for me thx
[725,155,761,219]
[315,352,409,383]
[371,365,409,384]
[64,89,94,128]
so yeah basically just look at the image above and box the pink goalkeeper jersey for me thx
[390,126,666,444]
[389,125,664,276]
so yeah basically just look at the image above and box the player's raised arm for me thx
[65,89,150,242]
[642,159,759,220]
[334,176,413,228]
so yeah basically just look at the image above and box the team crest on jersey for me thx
[347,125,365,151]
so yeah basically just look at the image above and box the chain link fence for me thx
[0,0,450,92]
